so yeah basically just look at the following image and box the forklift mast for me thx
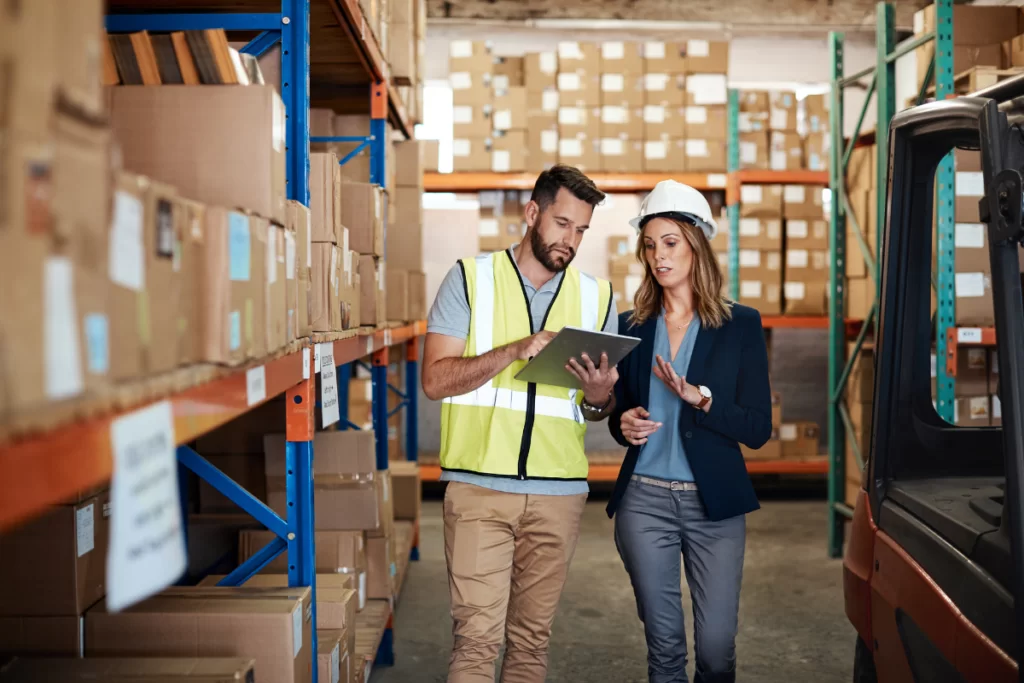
[844,74,1024,682]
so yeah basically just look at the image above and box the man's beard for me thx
[530,228,575,272]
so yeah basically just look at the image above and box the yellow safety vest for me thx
[440,250,613,480]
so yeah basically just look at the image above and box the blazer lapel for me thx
[636,317,657,405]
[685,322,719,386]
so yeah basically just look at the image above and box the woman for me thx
[607,180,772,683]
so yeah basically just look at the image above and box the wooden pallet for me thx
[355,599,392,683]
[393,520,416,604]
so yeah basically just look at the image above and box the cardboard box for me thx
[954,396,991,427]
[265,223,288,352]
[768,91,798,131]
[359,255,386,326]
[525,52,558,91]
[955,347,990,397]
[684,138,727,172]
[770,131,803,171]
[956,222,990,275]
[738,279,782,316]
[85,588,313,683]
[600,104,643,140]
[450,71,493,106]
[310,244,339,332]
[738,218,782,250]
[448,40,492,74]
[366,535,395,600]
[846,342,875,403]
[557,106,599,140]
[642,105,684,140]
[739,184,783,217]
[643,42,686,74]
[1005,35,1024,68]
[491,131,528,172]
[266,430,376,478]
[390,460,421,522]
[683,40,729,74]
[739,132,769,170]
[452,137,492,172]
[287,201,313,337]
[913,5,1023,90]
[341,183,385,258]
[685,106,727,139]
[784,280,828,315]
[389,20,416,83]
[600,139,644,173]
[239,530,367,608]
[643,73,685,107]
[109,86,287,225]
[643,139,687,173]
[955,272,994,326]
[493,87,527,131]
[558,137,600,172]
[780,421,820,457]
[783,185,824,220]
[846,277,874,321]
[557,41,599,73]
[0,616,83,658]
[786,219,829,250]
[408,271,427,321]
[387,267,410,321]
[741,434,782,461]
[685,74,728,107]
[804,132,830,172]
[198,575,356,636]
[492,56,525,89]
[804,94,830,135]
[452,103,492,138]
[310,153,339,244]
[388,187,423,271]
[527,89,560,116]
[740,91,769,113]
[993,393,1003,427]
[601,73,645,109]
[0,490,110,616]
[785,249,829,283]
[600,41,644,74]
[0,657,257,681]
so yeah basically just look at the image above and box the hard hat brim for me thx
[631,211,717,240]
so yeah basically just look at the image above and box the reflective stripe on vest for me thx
[439,250,612,480]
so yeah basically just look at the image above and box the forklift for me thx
[844,76,1024,681]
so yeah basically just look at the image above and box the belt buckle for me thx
[670,481,684,491]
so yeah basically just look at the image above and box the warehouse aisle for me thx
[376,498,854,682]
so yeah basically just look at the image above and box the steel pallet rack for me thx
[826,0,954,557]
[0,2,423,678]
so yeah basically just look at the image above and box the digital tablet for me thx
[513,326,641,390]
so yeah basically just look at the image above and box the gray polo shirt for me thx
[427,248,618,495]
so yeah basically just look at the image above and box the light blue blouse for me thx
[633,313,701,482]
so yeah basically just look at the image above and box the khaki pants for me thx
[443,481,587,683]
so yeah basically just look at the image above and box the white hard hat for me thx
[629,179,717,240]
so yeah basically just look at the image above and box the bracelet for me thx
[581,393,612,413]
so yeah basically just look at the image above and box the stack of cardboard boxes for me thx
[844,144,877,323]
[844,343,873,507]
[739,91,829,172]
[389,0,428,124]
[452,40,729,174]
[386,141,429,323]
[734,181,828,317]
[310,151,360,333]
[608,235,644,311]
[478,191,529,252]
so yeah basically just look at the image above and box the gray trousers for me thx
[614,479,746,683]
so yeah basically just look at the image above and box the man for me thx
[422,165,619,683]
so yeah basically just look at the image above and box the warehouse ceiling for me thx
[426,0,932,32]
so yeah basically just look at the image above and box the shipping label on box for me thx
[600,139,644,173]
[643,105,684,140]
[770,131,803,171]
[682,40,729,74]
[448,40,492,73]
[738,218,783,250]
[738,279,782,316]
[768,91,798,131]
[782,184,824,220]
[452,104,493,138]
[785,219,829,250]
[642,41,686,73]
[600,41,644,74]
[685,74,728,106]
[525,52,558,90]
[601,74,645,108]
[739,183,783,217]
[642,139,686,173]
[684,105,728,140]
[684,138,727,173]
[738,132,769,171]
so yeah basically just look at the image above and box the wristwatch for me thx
[581,393,612,415]
[695,385,712,409]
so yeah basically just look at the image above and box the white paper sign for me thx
[106,401,185,611]
[958,327,983,343]
[955,272,987,298]
[741,185,763,204]
[76,504,95,557]
[784,185,806,203]
[602,73,625,92]
[44,257,84,400]
[303,348,311,380]
[246,366,267,406]
[319,343,340,428]
[687,39,710,57]
[955,223,985,249]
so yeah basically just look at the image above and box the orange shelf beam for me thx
[423,172,729,194]
[726,170,830,204]
[761,316,829,329]
[419,457,827,482]
[0,322,428,532]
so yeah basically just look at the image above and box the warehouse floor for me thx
[374,494,855,683]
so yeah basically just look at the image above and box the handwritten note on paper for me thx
[106,401,186,611]
[319,343,340,428]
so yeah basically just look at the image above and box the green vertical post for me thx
[876,1,895,287]
[727,88,740,301]
[827,31,847,559]
[935,0,956,422]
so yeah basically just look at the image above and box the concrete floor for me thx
[374,497,855,683]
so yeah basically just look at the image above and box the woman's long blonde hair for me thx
[628,217,732,329]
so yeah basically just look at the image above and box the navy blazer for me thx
[606,303,772,521]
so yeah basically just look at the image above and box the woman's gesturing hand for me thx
[620,407,662,446]
[653,354,702,406]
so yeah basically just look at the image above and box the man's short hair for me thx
[530,165,606,211]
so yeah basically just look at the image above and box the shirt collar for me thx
[507,244,564,294]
